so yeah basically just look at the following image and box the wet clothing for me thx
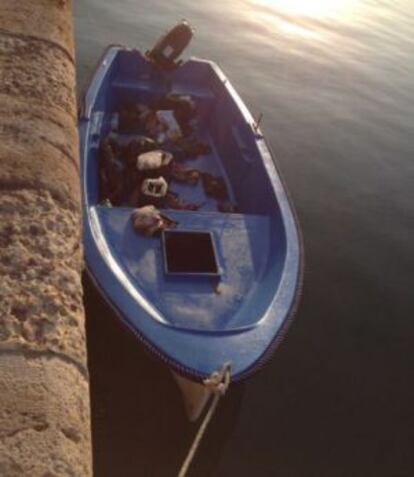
[164,191,201,211]
[99,138,125,205]
[100,92,238,215]
[201,173,228,200]
[170,162,200,185]
[131,205,176,236]
[136,150,173,172]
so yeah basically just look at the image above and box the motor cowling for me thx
[146,21,194,70]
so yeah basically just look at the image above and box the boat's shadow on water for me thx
[83,273,244,477]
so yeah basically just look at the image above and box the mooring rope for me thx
[178,362,232,477]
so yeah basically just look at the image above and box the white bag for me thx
[141,177,168,198]
[136,150,172,171]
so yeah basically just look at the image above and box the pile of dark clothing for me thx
[119,93,202,146]
[98,93,238,215]
[99,136,205,210]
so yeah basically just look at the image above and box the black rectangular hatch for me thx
[162,230,220,276]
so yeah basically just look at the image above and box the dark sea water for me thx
[75,1,414,475]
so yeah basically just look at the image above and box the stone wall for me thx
[0,0,92,475]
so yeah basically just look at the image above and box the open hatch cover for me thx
[162,230,220,277]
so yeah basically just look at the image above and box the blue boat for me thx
[79,43,303,392]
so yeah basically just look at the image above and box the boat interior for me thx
[83,49,288,333]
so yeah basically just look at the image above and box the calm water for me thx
[75,1,414,475]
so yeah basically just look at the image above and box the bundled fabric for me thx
[131,206,177,236]
[171,135,211,160]
[125,137,157,164]
[137,150,173,172]
[141,110,163,139]
[156,110,182,143]
[118,104,150,132]
[201,173,228,200]
[170,162,200,185]
[165,191,201,211]
[141,177,168,198]
[152,93,196,133]
[98,137,125,205]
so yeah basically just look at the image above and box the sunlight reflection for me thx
[277,19,320,38]
[254,0,359,17]
[249,0,360,42]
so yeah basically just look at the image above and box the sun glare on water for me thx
[256,0,358,17]
[250,0,360,40]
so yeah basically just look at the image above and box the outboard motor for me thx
[146,21,194,70]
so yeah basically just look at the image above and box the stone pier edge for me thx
[0,1,92,475]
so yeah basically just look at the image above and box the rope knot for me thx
[203,362,231,396]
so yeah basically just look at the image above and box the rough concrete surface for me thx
[0,354,91,477]
[0,189,85,366]
[0,34,77,117]
[0,96,80,208]
[0,0,75,58]
[0,0,92,475]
